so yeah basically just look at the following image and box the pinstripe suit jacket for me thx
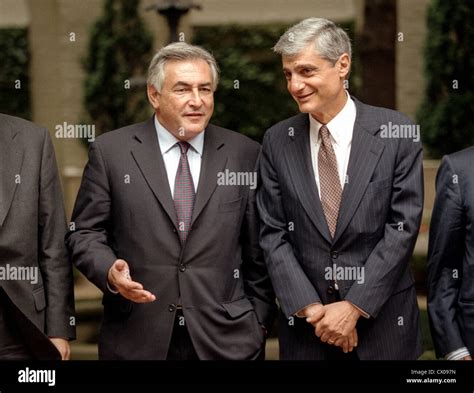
[257,98,423,359]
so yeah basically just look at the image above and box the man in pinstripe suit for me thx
[257,18,423,360]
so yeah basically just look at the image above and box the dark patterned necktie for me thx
[174,142,195,244]
[318,125,342,238]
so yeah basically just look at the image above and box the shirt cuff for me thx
[346,301,370,319]
[106,281,119,294]
[446,347,470,360]
[294,302,321,318]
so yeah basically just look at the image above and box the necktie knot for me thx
[177,141,190,155]
[319,124,331,142]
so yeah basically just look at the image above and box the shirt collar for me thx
[309,91,356,147]
[154,116,205,156]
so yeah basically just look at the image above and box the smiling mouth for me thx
[296,92,314,101]
[185,113,204,118]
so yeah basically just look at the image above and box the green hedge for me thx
[417,0,474,158]
[0,28,30,119]
[83,0,153,138]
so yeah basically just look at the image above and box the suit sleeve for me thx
[65,142,117,294]
[241,145,277,330]
[427,156,466,358]
[257,132,321,318]
[345,135,424,318]
[38,128,76,339]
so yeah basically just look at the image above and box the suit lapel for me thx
[191,124,227,226]
[0,122,24,227]
[131,118,178,229]
[333,98,385,244]
[284,114,332,243]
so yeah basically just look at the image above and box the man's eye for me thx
[302,68,314,75]
[175,88,186,93]
[200,88,212,93]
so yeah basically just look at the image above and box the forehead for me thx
[163,59,212,81]
[282,45,328,69]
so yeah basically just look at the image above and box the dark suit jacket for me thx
[66,117,276,360]
[257,98,423,360]
[427,146,474,358]
[0,114,76,358]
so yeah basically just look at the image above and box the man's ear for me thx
[337,53,351,80]
[147,84,160,110]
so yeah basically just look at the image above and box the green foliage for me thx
[193,24,296,142]
[0,28,30,119]
[417,0,474,158]
[193,22,356,142]
[84,0,153,137]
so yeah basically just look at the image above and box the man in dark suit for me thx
[257,18,423,360]
[66,42,275,360]
[0,114,75,360]
[427,146,474,361]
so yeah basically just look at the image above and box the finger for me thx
[315,323,324,337]
[127,289,156,303]
[346,331,356,352]
[320,331,332,343]
[342,337,350,353]
[116,278,143,291]
[334,337,345,349]
[353,329,358,348]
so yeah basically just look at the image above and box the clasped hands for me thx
[301,301,361,353]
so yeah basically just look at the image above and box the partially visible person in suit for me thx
[257,18,423,360]
[66,42,275,360]
[427,146,474,361]
[0,114,76,360]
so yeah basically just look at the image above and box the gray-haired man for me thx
[66,42,276,360]
[257,18,423,359]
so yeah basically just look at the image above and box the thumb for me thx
[307,306,325,323]
[114,259,128,272]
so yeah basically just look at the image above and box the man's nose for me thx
[289,76,305,93]
[188,89,203,106]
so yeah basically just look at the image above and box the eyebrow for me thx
[173,81,212,88]
[283,64,319,73]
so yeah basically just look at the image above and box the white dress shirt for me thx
[309,91,356,196]
[154,116,204,197]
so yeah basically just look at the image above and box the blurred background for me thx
[0,0,472,360]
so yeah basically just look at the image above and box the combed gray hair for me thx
[273,18,351,64]
[147,42,219,92]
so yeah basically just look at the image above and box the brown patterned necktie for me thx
[318,124,342,238]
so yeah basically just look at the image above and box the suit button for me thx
[327,285,334,294]
[168,304,176,312]
[172,227,177,233]
[331,251,339,259]
[179,264,186,272]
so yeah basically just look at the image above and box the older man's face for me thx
[282,44,350,122]
[148,59,214,141]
